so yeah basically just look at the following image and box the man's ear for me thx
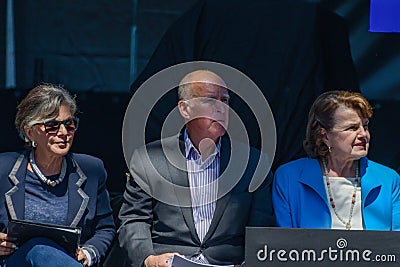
[178,100,190,119]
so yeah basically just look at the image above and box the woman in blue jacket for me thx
[272,90,400,230]
[0,84,115,266]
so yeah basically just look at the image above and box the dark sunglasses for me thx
[39,117,79,134]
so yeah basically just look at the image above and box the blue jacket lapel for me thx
[360,157,383,207]
[5,154,27,220]
[297,158,331,228]
[298,159,328,205]
[66,156,89,227]
[359,157,385,229]
[4,152,89,228]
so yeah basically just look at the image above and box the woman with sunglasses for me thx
[0,84,115,267]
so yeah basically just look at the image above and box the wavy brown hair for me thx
[303,90,373,158]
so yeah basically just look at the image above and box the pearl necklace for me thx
[322,159,359,230]
[29,151,67,187]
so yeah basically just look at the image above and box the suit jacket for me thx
[272,157,400,230]
[0,151,115,262]
[118,134,275,266]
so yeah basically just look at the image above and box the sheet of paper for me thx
[171,254,234,267]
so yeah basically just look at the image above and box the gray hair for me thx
[178,82,194,100]
[15,83,78,147]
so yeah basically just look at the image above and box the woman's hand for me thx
[0,232,17,256]
[76,247,90,266]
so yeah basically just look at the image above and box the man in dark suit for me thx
[118,70,275,267]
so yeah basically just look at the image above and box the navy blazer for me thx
[118,134,275,266]
[0,151,115,262]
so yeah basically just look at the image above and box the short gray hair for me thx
[15,83,78,147]
[178,82,194,100]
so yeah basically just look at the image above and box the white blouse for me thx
[324,176,363,230]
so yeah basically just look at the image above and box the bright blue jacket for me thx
[272,157,400,230]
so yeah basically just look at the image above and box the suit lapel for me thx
[66,156,89,227]
[167,135,200,243]
[5,154,27,220]
[203,136,232,242]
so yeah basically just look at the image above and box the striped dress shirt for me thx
[185,132,220,263]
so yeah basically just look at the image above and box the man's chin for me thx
[211,127,226,138]
[212,120,227,129]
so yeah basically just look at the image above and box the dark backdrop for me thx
[1,0,400,194]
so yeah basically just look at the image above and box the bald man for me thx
[118,70,275,267]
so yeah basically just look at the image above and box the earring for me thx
[32,141,37,148]
[328,146,332,153]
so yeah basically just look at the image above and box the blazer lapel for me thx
[298,158,328,206]
[5,154,27,220]
[360,157,383,206]
[359,157,385,229]
[202,136,232,242]
[167,135,200,243]
[66,156,89,227]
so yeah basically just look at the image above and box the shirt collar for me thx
[184,129,221,161]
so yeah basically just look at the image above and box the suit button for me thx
[200,244,208,249]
